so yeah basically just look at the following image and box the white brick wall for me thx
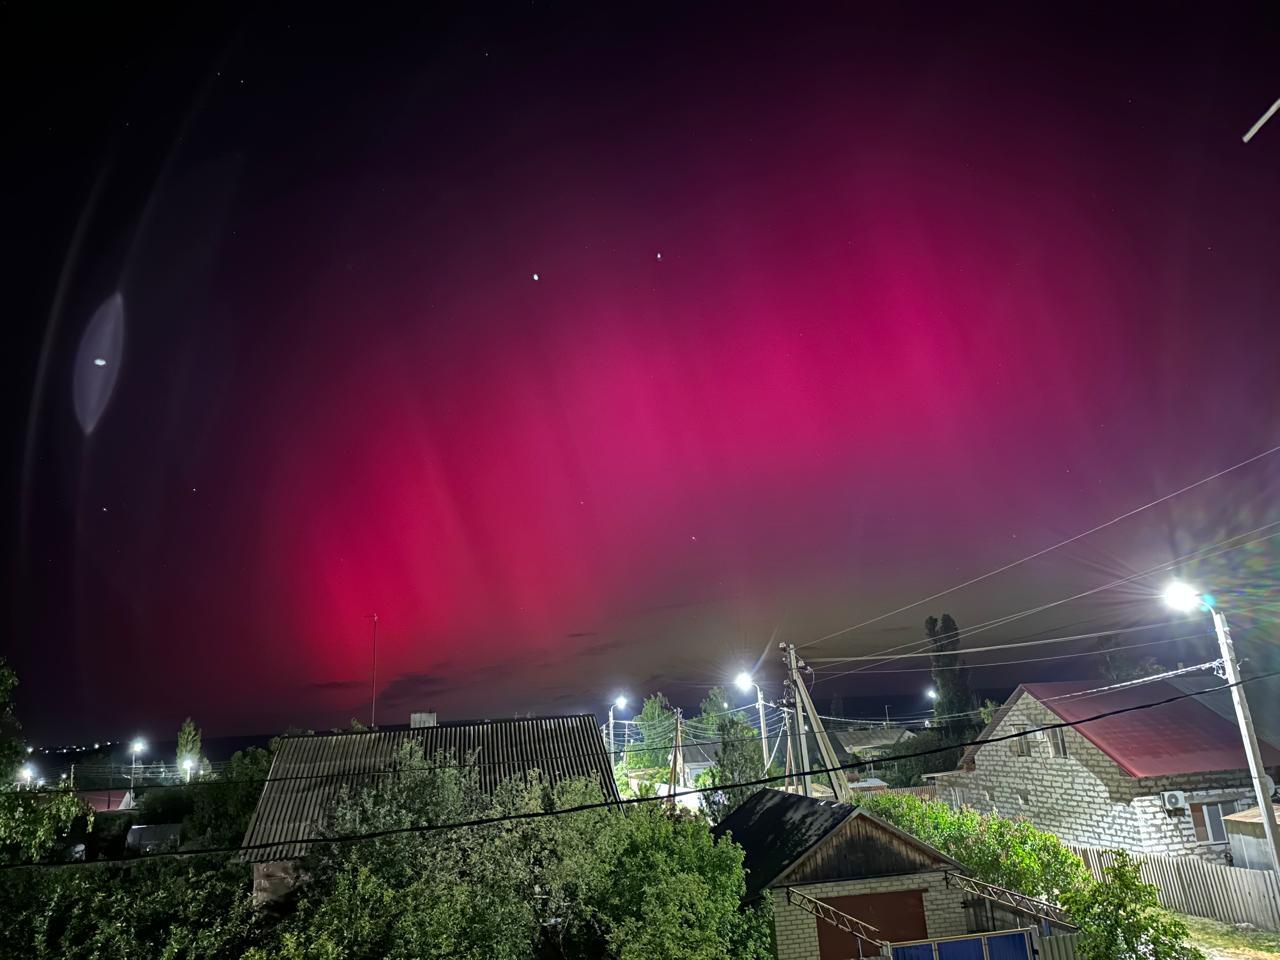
[772,870,967,960]
[937,693,1253,861]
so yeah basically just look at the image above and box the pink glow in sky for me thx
[13,6,1280,738]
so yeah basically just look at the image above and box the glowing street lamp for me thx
[183,757,195,783]
[20,765,34,789]
[130,738,146,796]
[1162,580,1280,874]
[608,695,628,770]
[735,672,770,769]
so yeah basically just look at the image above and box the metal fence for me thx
[1068,844,1280,931]
[1035,932,1080,960]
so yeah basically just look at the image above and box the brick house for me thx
[927,680,1280,862]
[712,789,970,959]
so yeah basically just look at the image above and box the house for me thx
[927,680,1280,861]
[712,789,971,959]
[1225,805,1280,871]
[832,727,917,779]
[241,713,620,903]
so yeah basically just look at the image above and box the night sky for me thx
[6,4,1280,743]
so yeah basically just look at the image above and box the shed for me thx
[1225,805,1280,872]
[241,714,619,903]
[713,789,970,959]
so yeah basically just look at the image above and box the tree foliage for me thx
[2,737,769,959]
[177,717,202,774]
[631,693,676,769]
[1095,635,1167,683]
[0,660,92,864]
[1061,851,1203,960]
[695,715,766,822]
[856,792,1090,900]
[925,614,975,734]
[184,747,273,847]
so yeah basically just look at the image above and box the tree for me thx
[632,694,676,769]
[1062,851,1203,960]
[176,716,202,775]
[880,728,963,788]
[696,715,766,822]
[0,659,92,863]
[690,686,730,743]
[978,698,1001,726]
[925,614,975,734]
[184,746,273,846]
[1095,635,1166,683]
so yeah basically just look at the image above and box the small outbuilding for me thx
[712,789,970,959]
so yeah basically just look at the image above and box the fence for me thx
[1068,845,1280,931]
[1035,932,1081,960]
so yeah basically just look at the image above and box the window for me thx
[1011,725,1031,757]
[1048,727,1069,758]
[1191,801,1238,843]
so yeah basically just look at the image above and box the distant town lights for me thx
[1162,580,1204,613]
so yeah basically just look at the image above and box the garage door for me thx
[817,889,928,959]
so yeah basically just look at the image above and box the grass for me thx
[1182,914,1280,958]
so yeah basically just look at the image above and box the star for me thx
[656,252,662,260]
[93,358,107,366]
[532,273,540,281]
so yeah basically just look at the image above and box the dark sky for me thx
[6,4,1280,743]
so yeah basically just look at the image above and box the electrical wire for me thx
[798,441,1280,649]
[809,524,1280,683]
[11,670,1275,871]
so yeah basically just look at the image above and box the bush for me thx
[856,792,1090,900]
[1062,851,1203,960]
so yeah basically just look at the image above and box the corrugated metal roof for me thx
[241,714,620,862]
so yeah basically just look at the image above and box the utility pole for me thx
[782,707,795,790]
[1212,608,1280,874]
[667,709,684,808]
[782,643,813,797]
[754,683,769,770]
[884,704,890,727]
[783,641,853,803]
[366,613,379,728]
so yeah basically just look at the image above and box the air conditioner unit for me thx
[1161,790,1187,812]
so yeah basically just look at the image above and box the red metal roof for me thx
[1018,680,1280,778]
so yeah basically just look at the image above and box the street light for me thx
[735,672,770,769]
[182,758,195,783]
[1163,580,1280,875]
[608,696,628,771]
[130,738,146,798]
[20,765,34,789]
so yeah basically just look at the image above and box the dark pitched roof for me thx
[712,788,962,899]
[712,789,855,898]
[1019,680,1280,778]
[241,714,619,862]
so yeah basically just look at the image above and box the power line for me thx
[814,633,1203,675]
[810,523,1280,683]
[799,440,1280,649]
[11,670,1274,871]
